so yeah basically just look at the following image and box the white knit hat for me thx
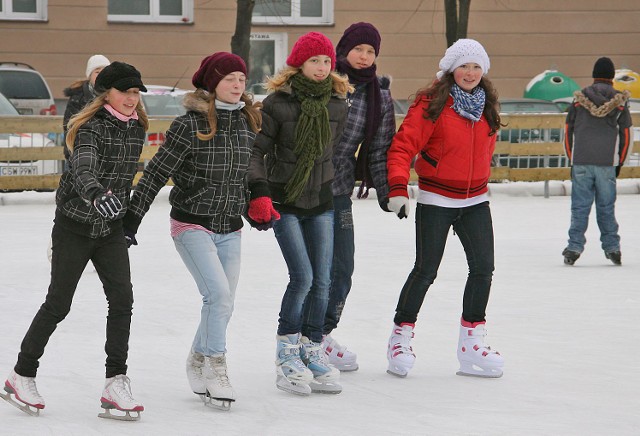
[436,39,490,79]
[85,54,111,78]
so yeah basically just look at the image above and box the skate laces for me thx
[110,375,135,403]
[391,326,415,357]
[208,356,232,388]
[17,375,42,401]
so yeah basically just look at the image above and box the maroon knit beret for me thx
[336,22,381,58]
[192,52,247,93]
[286,32,336,69]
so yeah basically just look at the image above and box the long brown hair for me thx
[65,92,149,152]
[416,73,502,135]
[195,88,262,141]
[266,66,353,96]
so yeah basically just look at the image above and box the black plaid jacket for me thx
[55,108,145,238]
[125,92,257,234]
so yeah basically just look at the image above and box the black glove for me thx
[615,165,622,177]
[93,191,123,220]
[124,227,138,248]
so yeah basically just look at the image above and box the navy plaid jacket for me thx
[331,77,396,208]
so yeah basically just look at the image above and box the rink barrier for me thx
[0,113,639,191]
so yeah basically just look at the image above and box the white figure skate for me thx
[186,350,207,398]
[457,321,504,378]
[202,354,236,411]
[300,336,342,394]
[275,334,313,396]
[322,334,358,372]
[386,323,416,378]
[98,374,144,421]
[1,370,45,416]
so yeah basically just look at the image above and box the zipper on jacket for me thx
[467,120,475,198]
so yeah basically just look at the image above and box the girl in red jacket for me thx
[385,39,504,378]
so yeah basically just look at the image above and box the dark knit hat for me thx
[192,52,247,93]
[286,32,336,69]
[95,62,147,93]
[336,22,381,58]
[592,57,615,79]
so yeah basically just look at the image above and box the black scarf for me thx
[336,58,382,198]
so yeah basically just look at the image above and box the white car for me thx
[140,85,190,146]
[0,91,59,177]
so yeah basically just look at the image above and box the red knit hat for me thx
[192,52,247,93]
[286,32,336,69]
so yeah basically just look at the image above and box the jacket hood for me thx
[63,81,90,97]
[574,85,629,118]
[182,90,211,115]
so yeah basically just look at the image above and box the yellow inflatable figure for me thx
[613,69,640,98]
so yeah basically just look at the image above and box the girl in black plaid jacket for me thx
[3,62,149,418]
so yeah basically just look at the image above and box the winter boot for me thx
[1,370,45,416]
[457,319,504,378]
[322,334,358,372]
[605,250,622,265]
[99,374,144,421]
[202,354,235,411]
[186,350,206,397]
[300,336,342,394]
[386,323,416,378]
[562,248,580,265]
[275,334,313,396]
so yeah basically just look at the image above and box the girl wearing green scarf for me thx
[246,32,351,396]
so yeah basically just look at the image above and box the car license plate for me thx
[0,166,38,176]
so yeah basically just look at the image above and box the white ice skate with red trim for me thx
[98,374,144,421]
[457,319,504,378]
[1,370,45,416]
[386,323,416,378]
[322,334,358,372]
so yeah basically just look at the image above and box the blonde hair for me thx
[65,91,149,152]
[266,66,353,97]
[194,88,263,141]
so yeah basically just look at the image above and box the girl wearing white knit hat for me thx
[385,39,505,379]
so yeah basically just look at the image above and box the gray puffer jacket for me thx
[247,85,348,215]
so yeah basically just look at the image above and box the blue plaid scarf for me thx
[450,84,486,121]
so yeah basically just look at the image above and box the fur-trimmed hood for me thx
[181,89,210,115]
[573,84,630,118]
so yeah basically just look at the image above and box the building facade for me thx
[1,0,638,101]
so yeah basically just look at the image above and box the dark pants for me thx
[15,222,134,378]
[324,195,355,334]
[394,201,495,325]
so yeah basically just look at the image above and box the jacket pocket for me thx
[420,150,438,168]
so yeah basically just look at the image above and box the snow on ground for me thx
[1,182,639,435]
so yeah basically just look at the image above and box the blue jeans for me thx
[273,210,334,343]
[173,229,241,356]
[567,165,620,253]
[325,195,355,334]
[394,202,495,325]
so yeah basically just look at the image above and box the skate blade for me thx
[456,369,503,378]
[0,391,42,417]
[333,362,359,372]
[275,376,311,396]
[309,380,342,394]
[98,408,141,421]
[204,396,234,411]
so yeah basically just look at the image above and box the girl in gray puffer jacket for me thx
[246,32,351,396]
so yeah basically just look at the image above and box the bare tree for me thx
[231,0,255,66]
[444,0,470,47]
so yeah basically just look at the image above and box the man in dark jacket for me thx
[562,57,632,266]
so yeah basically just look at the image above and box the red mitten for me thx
[248,197,281,223]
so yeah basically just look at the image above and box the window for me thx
[0,0,47,21]
[247,33,288,95]
[252,0,333,26]
[108,0,193,23]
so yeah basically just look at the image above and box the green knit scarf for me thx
[284,73,333,203]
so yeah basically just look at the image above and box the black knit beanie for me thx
[592,57,615,80]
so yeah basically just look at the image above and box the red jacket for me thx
[387,95,495,199]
